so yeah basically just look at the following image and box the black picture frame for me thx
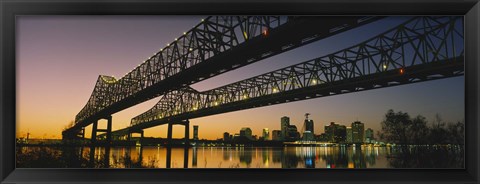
[1,0,479,183]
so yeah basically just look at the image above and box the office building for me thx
[303,115,315,141]
[365,128,374,143]
[223,132,230,141]
[302,131,314,141]
[346,127,353,143]
[334,125,347,143]
[272,130,282,141]
[352,121,365,144]
[240,127,253,140]
[286,125,300,141]
[304,119,314,134]
[262,128,270,140]
[325,122,336,142]
[324,122,347,143]
[281,116,290,140]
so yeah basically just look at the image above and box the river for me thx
[16,145,464,168]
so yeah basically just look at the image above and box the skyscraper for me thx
[262,128,270,140]
[281,116,290,140]
[325,122,347,143]
[305,119,314,133]
[286,125,300,141]
[272,130,282,141]
[303,115,315,141]
[351,121,365,144]
[240,127,253,140]
[193,125,199,141]
[334,125,347,143]
[346,127,353,143]
[325,122,336,142]
[223,132,230,141]
[365,128,374,143]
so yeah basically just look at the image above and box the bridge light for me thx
[243,94,248,99]
[262,29,268,36]
[272,87,278,93]
[183,32,187,35]
[312,79,317,85]
[399,68,404,74]
[175,38,178,41]
[189,48,193,51]
[160,48,163,51]
[243,31,248,39]
[383,64,387,70]
[201,19,204,22]
[214,101,219,106]
[167,43,170,46]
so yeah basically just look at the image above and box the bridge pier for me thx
[140,131,144,145]
[167,122,173,146]
[106,116,112,143]
[184,146,189,168]
[183,120,190,168]
[127,129,144,146]
[165,119,190,168]
[91,121,98,144]
[90,116,113,145]
[184,120,190,147]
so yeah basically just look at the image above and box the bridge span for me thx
[63,16,383,139]
[98,16,463,144]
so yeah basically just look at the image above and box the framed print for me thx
[1,0,479,183]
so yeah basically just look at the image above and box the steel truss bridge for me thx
[62,15,383,140]
[63,16,464,146]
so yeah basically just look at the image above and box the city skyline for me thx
[17,16,464,140]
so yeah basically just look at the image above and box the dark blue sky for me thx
[17,16,464,139]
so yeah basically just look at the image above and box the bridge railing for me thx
[130,16,463,126]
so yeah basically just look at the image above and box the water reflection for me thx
[16,145,464,168]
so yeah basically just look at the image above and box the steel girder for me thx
[128,16,463,130]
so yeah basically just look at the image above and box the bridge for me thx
[64,16,463,146]
[62,16,384,140]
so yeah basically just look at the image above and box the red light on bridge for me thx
[399,68,404,74]
[262,29,268,37]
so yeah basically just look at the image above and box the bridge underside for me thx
[63,16,383,138]
[108,56,463,138]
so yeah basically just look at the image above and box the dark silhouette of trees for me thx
[447,121,465,145]
[378,110,464,145]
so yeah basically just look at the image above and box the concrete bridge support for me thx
[90,116,112,145]
[166,119,190,168]
[127,130,144,146]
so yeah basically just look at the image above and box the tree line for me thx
[377,109,464,145]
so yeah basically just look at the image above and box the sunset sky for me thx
[16,16,464,140]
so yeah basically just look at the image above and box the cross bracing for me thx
[122,16,463,134]
[65,16,381,136]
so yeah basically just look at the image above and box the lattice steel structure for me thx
[65,16,382,137]
[123,16,463,133]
